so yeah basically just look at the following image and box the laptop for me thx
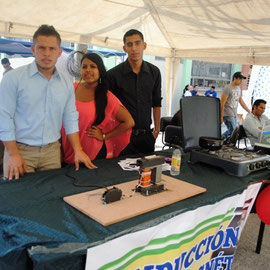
[254,123,270,153]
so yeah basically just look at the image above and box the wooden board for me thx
[63,174,206,226]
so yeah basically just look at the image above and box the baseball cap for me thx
[233,71,246,79]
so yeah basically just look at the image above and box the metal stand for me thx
[255,221,265,254]
[136,155,165,196]
[135,183,165,196]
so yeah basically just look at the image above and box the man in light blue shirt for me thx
[0,25,96,180]
[243,99,269,145]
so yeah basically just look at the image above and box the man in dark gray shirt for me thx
[107,29,162,155]
[220,72,250,138]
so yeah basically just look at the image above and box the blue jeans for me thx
[222,116,238,137]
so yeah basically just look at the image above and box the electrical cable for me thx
[64,168,108,189]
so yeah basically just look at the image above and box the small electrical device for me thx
[135,155,165,196]
[102,187,122,204]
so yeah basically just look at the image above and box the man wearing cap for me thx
[220,72,250,138]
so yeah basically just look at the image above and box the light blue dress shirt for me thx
[243,113,269,145]
[0,61,79,146]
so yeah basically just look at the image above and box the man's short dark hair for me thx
[252,99,266,110]
[211,86,215,89]
[1,58,10,65]
[123,29,144,44]
[33,24,61,45]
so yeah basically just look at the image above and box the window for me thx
[191,61,232,89]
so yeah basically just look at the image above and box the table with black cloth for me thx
[0,149,269,270]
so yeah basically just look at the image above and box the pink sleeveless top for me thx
[61,85,131,163]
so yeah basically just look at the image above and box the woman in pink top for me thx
[61,53,134,163]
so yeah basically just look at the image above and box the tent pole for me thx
[166,49,177,116]
[165,57,172,116]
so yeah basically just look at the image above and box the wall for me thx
[170,59,192,115]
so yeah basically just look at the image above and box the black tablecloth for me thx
[0,150,269,270]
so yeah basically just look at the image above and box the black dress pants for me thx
[120,131,156,156]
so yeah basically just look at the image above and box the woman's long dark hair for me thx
[67,51,108,126]
[182,84,189,97]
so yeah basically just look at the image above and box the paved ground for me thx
[233,213,270,269]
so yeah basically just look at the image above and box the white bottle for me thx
[170,148,181,176]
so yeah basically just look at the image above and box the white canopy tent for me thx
[1,0,270,113]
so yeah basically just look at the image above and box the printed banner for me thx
[86,183,261,270]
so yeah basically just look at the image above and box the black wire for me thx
[64,168,108,189]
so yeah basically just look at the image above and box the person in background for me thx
[0,25,96,180]
[243,99,269,145]
[183,84,192,97]
[1,58,13,75]
[107,29,162,155]
[191,84,199,96]
[61,52,134,163]
[204,85,217,98]
[220,71,250,138]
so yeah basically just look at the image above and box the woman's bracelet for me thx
[102,133,106,141]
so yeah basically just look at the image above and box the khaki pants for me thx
[3,141,61,178]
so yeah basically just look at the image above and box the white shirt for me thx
[243,113,269,145]
[184,91,192,97]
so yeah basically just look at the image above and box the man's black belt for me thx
[132,129,151,136]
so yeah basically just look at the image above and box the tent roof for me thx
[0,0,270,64]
